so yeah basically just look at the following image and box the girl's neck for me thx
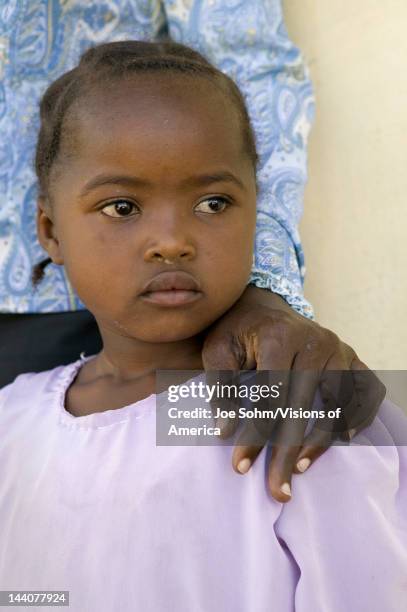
[92,328,205,382]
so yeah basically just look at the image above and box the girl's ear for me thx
[36,197,64,265]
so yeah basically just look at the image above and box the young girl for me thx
[0,41,406,611]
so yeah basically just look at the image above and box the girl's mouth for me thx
[139,271,203,306]
[140,289,203,307]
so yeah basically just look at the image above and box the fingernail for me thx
[296,458,311,473]
[237,458,251,474]
[280,482,291,497]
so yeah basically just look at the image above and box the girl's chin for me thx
[105,317,208,344]
[98,307,223,343]
[132,327,207,344]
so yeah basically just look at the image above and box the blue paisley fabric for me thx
[0,0,314,317]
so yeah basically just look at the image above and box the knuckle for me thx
[341,342,357,356]
[263,310,294,331]
[265,329,291,352]
[254,320,288,346]
[321,328,341,349]
[304,334,323,354]
[305,327,342,356]
[329,331,341,348]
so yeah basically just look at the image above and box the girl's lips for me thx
[140,270,201,293]
[139,271,202,306]
[140,289,203,307]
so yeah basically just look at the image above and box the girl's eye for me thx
[195,197,230,214]
[101,200,139,218]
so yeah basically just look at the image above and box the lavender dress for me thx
[0,358,406,611]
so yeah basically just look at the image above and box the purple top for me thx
[0,357,406,611]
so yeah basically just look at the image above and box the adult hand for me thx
[201,284,386,503]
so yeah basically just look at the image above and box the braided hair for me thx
[32,39,259,286]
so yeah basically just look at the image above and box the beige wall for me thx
[284,0,407,369]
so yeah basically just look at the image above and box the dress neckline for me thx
[56,354,155,430]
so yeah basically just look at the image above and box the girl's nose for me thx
[143,237,196,264]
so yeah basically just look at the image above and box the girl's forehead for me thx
[69,76,246,166]
[76,74,239,136]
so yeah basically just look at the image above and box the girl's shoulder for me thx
[0,358,84,413]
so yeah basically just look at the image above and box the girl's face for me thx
[39,74,257,343]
